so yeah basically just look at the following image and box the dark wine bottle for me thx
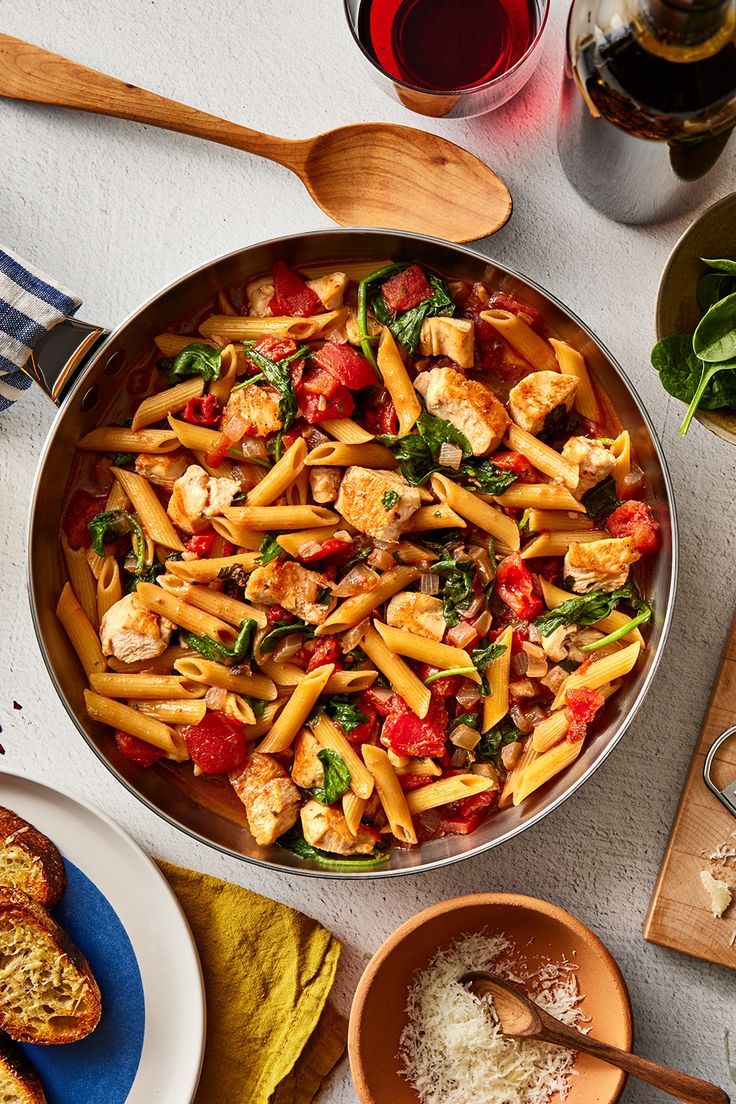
[557,0,736,224]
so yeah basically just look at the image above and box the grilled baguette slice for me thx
[0,808,66,908]
[0,1037,47,1104]
[0,887,101,1044]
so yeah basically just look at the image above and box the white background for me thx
[1,1,735,1100]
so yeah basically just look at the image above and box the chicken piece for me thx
[231,753,301,846]
[245,559,333,625]
[344,308,381,346]
[540,623,578,662]
[291,729,324,789]
[386,591,445,642]
[300,801,377,856]
[99,592,173,664]
[245,275,274,317]
[561,436,616,499]
[418,317,475,369]
[306,271,348,311]
[335,466,421,544]
[309,466,342,504]
[508,371,579,435]
[414,366,509,456]
[167,464,239,534]
[134,449,190,491]
[564,537,640,594]
[221,384,282,439]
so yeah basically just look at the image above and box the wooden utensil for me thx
[645,610,736,969]
[0,35,511,243]
[462,972,729,1104]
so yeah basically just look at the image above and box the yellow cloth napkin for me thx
[158,861,346,1104]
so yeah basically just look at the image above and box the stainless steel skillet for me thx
[26,228,678,877]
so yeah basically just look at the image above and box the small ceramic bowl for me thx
[348,893,633,1104]
[656,191,736,445]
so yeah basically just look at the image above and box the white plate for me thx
[0,770,205,1104]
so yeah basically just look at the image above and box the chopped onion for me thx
[522,641,548,678]
[473,610,492,637]
[297,540,323,560]
[509,677,537,698]
[501,740,523,770]
[541,665,568,693]
[304,426,329,449]
[446,621,478,648]
[438,442,463,470]
[368,548,395,571]
[509,701,535,734]
[511,651,529,677]
[239,436,269,461]
[370,687,395,709]
[467,545,495,585]
[420,572,441,595]
[472,763,500,787]
[205,686,227,710]
[527,623,542,645]
[462,595,483,619]
[456,684,482,708]
[341,619,369,653]
[388,749,411,768]
[272,633,304,662]
[450,724,481,751]
[222,411,248,442]
[525,705,548,728]
[416,809,441,838]
[332,564,379,597]
[449,747,470,768]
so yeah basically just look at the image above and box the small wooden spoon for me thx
[462,972,729,1104]
[0,35,511,243]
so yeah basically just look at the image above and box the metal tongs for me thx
[703,724,736,819]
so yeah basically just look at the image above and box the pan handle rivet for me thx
[103,351,124,376]
[80,385,99,412]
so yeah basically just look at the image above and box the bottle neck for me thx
[639,0,733,47]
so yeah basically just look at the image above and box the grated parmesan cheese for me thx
[700,869,733,918]
[398,932,586,1104]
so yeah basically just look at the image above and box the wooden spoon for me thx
[462,972,729,1104]
[0,35,511,243]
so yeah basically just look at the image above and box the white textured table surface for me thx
[1,2,735,1101]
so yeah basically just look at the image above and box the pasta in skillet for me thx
[58,258,661,866]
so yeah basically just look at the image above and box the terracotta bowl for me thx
[349,893,633,1104]
[656,191,736,445]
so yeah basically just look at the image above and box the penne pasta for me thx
[210,519,263,550]
[514,738,584,806]
[550,338,600,422]
[199,311,344,342]
[539,578,645,645]
[482,625,513,733]
[480,309,558,373]
[61,536,98,627]
[244,699,285,740]
[505,424,579,490]
[174,656,277,700]
[394,757,442,778]
[84,690,186,759]
[325,669,378,694]
[131,377,204,430]
[405,774,494,815]
[132,699,207,725]
[78,428,180,453]
[532,682,618,753]
[245,438,307,506]
[276,525,339,557]
[494,484,586,512]
[342,791,367,836]
[377,327,421,437]
[360,625,431,718]
[361,744,416,844]
[526,510,594,533]
[304,441,396,468]
[135,581,237,643]
[165,552,260,582]
[552,641,640,708]
[373,620,481,684]
[311,713,375,799]
[431,473,520,550]
[156,574,267,628]
[520,529,607,559]
[89,673,207,699]
[405,503,466,532]
[96,555,123,622]
[56,582,106,675]
[154,333,217,356]
[112,466,185,550]
[611,431,631,497]
[257,663,334,752]
[316,566,421,636]
[221,504,338,530]
[167,416,260,463]
[321,418,375,444]
[209,344,240,405]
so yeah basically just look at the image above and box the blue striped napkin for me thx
[0,246,82,412]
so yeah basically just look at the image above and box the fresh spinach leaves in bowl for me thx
[652,257,736,435]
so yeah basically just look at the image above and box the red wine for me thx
[357,0,538,91]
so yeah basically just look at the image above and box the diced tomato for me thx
[299,364,343,399]
[605,500,660,555]
[492,450,537,483]
[254,335,298,362]
[181,394,221,427]
[495,554,543,620]
[565,687,605,744]
[280,426,303,451]
[362,688,404,718]
[399,774,434,792]
[266,604,292,625]
[204,431,235,469]
[511,626,529,656]
[416,664,462,698]
[382,693,448,758]
[299,536,356,565]
[438,789,498,835]
[343,702,378,745]
[185,531,218,558]
[114,730,164,767]
[306,637,343,672]
[381,264,432,312]
[181,711,249,774]
[531,557,561,583]
[269,261,321,317]
[363,392,399,436]
[63,489,108,549]
[296,383,354,423]
[487,291,546,334]
[312,343,376,390]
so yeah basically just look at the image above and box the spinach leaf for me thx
[378,409,472,486]
[242,342,301,432]
[460,460,518,495]
[371,274,456,354]
[449,713,480,732]
[471,642,507,671]
[311,749,352,805]
[476,719,523,766]
[581,476,619,522]
[259,619,314,655]
[258,533,282,565]
[112,451,135,468]
[278,829,388,868]
[329,696,369,733]
[88,510,145,574]
[127,561,165,591]
[250,698,266,719]
[168,342,222,384]
[693,291,736,364]
[701,258,736,275]
[382,489,400,510]
[652,334,736,432]
[433,554,475,627]
[697,273,736,313]
[182,617,257,663]
[535,583,646,636]
[357,262,406,367]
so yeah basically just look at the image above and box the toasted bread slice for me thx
[0,808,66,909]
[0,1037,47,1104]
[0,888,101,1044]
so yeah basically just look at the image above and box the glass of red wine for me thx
[344,0,549,117]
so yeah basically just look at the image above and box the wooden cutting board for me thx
[644,615,736,969]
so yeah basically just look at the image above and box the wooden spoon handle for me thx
[538,1014,729,1104]
[0,35,306,171]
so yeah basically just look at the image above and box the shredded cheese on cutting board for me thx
[399,932,586,1104]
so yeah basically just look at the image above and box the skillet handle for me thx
[0,244,106,406]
